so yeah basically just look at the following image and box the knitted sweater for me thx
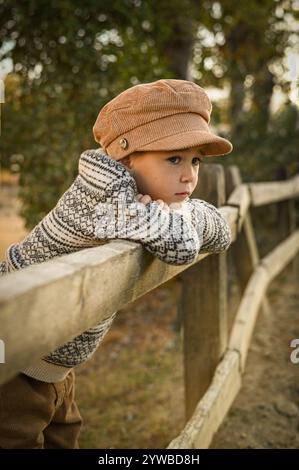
[0,148,232,382]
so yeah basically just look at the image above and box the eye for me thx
[167,156,203,166]
[193,157,203,166]
[167,156,181,164]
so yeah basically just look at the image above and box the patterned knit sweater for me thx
[0,148,231,382]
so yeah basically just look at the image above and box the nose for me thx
[180,165,195,183]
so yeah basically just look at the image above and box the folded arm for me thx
[0,150,231,276]
[185,198,232,254]
[93,182,231,265]
[94,191,201,266]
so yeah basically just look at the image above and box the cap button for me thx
[119,138,128,149]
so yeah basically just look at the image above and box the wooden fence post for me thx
[275,165,298,272]
[225,165,270,321]
[276,166,297,236]
[182,163,228,422]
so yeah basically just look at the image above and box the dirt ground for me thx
[1,176,298,448]
[211,259,299,449]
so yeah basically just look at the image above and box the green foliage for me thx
[220,101,299,183]
[0,0,298,227]
[0,0,172,227]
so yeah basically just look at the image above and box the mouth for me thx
[175,192,190,196]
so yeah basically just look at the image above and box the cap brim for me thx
[105,112,233,160]
[138,129,232,157]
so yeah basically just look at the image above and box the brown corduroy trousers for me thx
[0,369,83,449]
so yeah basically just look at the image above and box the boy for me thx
[0,79,233,448]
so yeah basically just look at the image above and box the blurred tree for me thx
[193,0,297,136]
[0,0,172,226]
[193,0,298,181]
[0,0,205,226]
[0,0,298,226]
[264,101,299,175]
[146,0,201,79]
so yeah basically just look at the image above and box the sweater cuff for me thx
[21,358,73,383]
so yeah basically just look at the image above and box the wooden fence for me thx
[0,164,298,448]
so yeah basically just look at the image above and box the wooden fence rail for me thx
[0,164,298,448]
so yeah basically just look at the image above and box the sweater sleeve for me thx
[0,150,231,276]
[185,198,232,254]
[94,195,201,266]
[93,191,231,265]
[0,150,200,274]
[0,150,129,275]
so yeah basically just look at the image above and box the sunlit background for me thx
[0,0,298,230]
[0,1,299,450]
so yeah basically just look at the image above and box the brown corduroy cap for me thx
[93,78,233,160]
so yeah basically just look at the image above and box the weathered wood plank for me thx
[229,230,299,371]
[167,350,241,449]
[167,232,299,449]
[227,182,251,232]
[261,230,299,283]
[248,174,299,206]
[183,164,229,422]
[225,166,271,324]
[0,240,211,385]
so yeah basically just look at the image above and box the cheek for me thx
[193,171,199,185]
[145,176,169,199]
[133,166,177,198]
[133,171,154,193]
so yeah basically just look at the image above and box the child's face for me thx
[120,147,204,205]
